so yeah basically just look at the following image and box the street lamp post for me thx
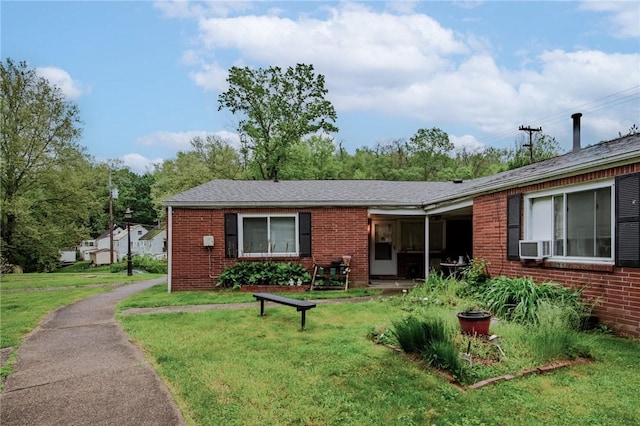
[124,208,133,276]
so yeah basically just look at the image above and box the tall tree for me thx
[507,132,560,169]
[151,135,243,218]
[406,128,454,180]
[1,59,95,270]
[218,64,338,180]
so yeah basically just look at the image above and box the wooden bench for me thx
[253,292,316,330]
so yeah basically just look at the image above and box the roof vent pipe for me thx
[571,113,582,152]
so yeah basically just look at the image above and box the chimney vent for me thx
[571,113,582,152]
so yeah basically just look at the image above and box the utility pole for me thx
[519,125,542,164]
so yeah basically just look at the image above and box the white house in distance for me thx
[78,226,124,262]
[139,224,167,258]
[114,224,148,261]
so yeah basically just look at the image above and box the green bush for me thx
[481,276,588,325]
[217,261,312,290]
[109,256,167,274]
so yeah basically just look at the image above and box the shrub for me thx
[461,257,490,288]
[217,261,312,289]
[481,276,588,325]
[108,255,167,274]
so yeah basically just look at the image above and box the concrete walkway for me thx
[0,278,185,426]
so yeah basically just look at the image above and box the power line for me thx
[474,85,640,148]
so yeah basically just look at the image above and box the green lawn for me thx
[119,297,640,425]
[118,283,381,311]
[0,273,164,348]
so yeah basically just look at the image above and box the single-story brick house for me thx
[164,122,639,335]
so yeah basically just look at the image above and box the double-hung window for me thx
[239,214,298,256]
[525,181,614,261]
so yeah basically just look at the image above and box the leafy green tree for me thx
[218,64,338,180]
[151,135,243,217]
[507,133,560,169]
[107,162,157,227]
[1,59,96,270]
[407,127,454,180]
[279,136,342,179]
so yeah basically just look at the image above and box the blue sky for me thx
[3,1,639,173]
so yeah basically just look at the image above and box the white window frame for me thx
[523,179,615,264]
[238,213,299,257]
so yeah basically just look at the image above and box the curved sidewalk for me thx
[0,278,185,426]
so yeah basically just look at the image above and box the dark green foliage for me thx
[109,255,167,274]
[217,261,312,289]
[391,315,465,381]
[481,276,588,325]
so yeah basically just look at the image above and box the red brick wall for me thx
[473,164,640,336]
[169,207,369,291]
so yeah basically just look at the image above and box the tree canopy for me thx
[1,59,95,270]
[218,64,338,180]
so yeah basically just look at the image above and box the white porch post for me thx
[167,206,172,293]
[424,215,430,280]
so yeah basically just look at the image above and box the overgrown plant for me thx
[481,276,588,325]
[522,301,593,363]
[216,261,311,289]
[109,255,167,274]
[391,315,465,381]
[461,257,490,290]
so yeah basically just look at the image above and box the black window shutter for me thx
[224,213,238,258]
[299,212,312,257]
[507,194,522,261]
[616,172,640,267]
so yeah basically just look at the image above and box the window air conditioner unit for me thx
[519,240,551,260]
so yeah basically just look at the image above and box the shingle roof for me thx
[163,134,639,209]
[140,224,166,241]
[164,179,468,208]
[426,134,640,206]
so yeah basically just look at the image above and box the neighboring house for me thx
[59,248,76,264]
[95,226,124,251]
[139,224,167,258]
[164,117,640,336]
[90,248,116,266]
[78,239,97,261]
[114,224,148,261]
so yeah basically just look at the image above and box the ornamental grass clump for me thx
[522,301,593,364]
[391,315,465,381]
[481,276,589,325]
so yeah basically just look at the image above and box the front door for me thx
[370,221,397,275]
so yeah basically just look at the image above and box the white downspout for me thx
[167,206,172,293]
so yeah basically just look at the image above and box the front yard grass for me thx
[0,273,164,348]
[119,297,640,425]
[117,283,381,311]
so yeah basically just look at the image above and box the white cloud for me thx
[580,1,640,39]
[120,153,164,174]
[450,134,485,153]
[163,2,639,149]
[135,130,241,151]
[35,67,91,100]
